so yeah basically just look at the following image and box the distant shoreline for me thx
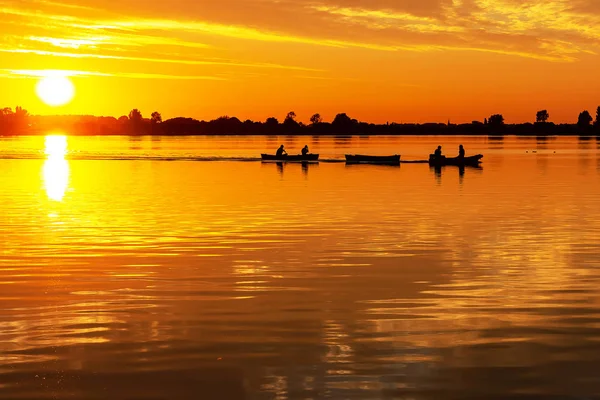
[2,130,600,137]
[1,108,599,136]
[2,133,600,137]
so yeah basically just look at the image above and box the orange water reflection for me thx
[42,135,70,201]
[1,136,600,399]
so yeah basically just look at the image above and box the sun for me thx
[36,76,75,106]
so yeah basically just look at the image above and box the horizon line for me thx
[13,111,600,126]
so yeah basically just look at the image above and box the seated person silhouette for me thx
[458,144,465,158]
[434,146,442,158]
[301,145,309,156]
[276,145,287,157]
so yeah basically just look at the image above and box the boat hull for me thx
[261,154,319,162]
[429,154,483,166]
[345,154,401,164]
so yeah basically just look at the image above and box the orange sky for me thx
[1,0,599,124]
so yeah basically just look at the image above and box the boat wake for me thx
[0,152,434,163]
[0,153,352,162]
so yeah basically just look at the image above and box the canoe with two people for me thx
[429,145,483,166]
[261,145,319,162]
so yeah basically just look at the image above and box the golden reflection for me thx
[42,135,70,201]
[322,320,354,365]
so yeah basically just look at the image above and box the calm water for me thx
[2,135,600,399]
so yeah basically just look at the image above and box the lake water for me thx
[1,135,600,399]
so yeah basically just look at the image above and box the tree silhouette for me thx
[265,117,279,126]
[127,109,144,134]
[128,109,143,121]
[310,113,322,125]
[7,106,29,133]
[595,106,600,128]
[332,113,352,125]
[1,107,12,115]
[151,111,162,124]
[285,111,296,122]
[536,110,549,123]
[331,113,359,133]
[283,111,300,133]
[578,110,592,127]
[488,114,504,127]
[15,106,28,118]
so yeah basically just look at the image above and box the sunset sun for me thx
[36,76,75,106]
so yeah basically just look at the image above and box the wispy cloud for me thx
[309,5,466,33]
[2,69,97,77]
[2,0,600,76]
[0,5,402,50]
[2,68,228,80]
[0,47,323,71]
[307,0,600,61]
[26,34,212,50]
[27,36,104,49]
[29,0,99,11]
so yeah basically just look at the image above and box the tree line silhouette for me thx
[1,106,600,136]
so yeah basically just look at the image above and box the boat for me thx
[261,154,319,162]
[345,154,401,164]
[428,154,483,166]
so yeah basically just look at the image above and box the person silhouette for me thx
[301,145,309,156]
[434,145,442,158]
[276,145,287,157]
[458,144,465,158]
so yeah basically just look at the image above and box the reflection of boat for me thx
[431,164,482,176]
[261,154,319,162]
[428,154,483,166]
[345,154,400,164]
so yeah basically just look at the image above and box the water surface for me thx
[2,135,600,399]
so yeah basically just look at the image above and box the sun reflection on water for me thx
[42,135,70,201]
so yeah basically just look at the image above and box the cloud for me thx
[309,0,600,60]
[0,47,323,71]
[0,4,404,51]
[1,68,228,80]
[308,4,466,33]
[1,0,600,70]
[27,34,211,50]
